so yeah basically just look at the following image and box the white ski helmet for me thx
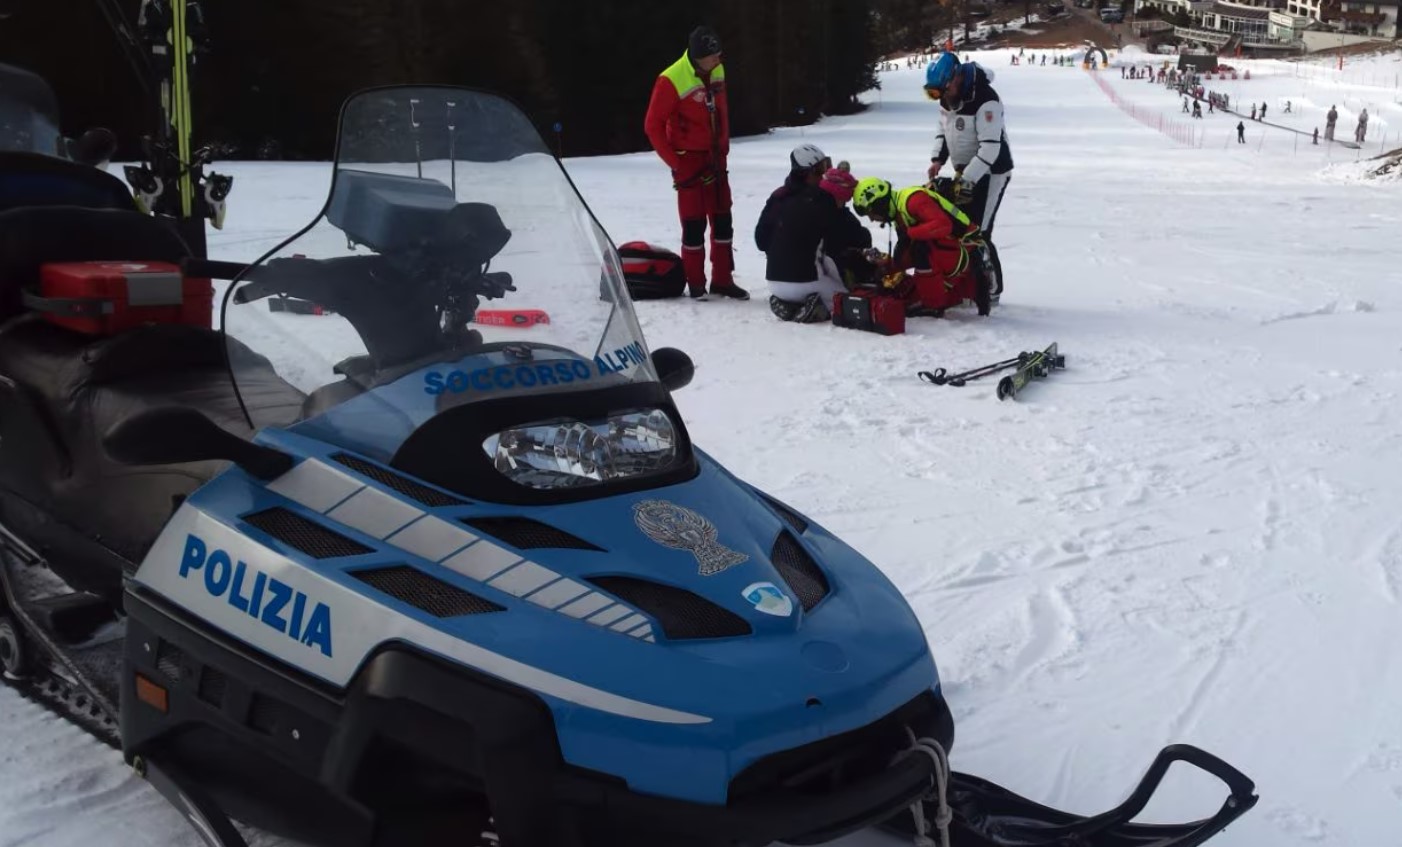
[789,143,829,172]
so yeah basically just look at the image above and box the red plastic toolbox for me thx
[29,261,213,335]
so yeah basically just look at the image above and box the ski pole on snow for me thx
[919,353,1027,387]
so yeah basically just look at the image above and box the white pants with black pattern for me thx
[768,256,847,305]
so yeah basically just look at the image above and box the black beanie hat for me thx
[689,26,722,59]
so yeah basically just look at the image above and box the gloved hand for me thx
[927,159,945,180]
[881,270,908,290]
[951,176,975,205]
[960,228,986,248]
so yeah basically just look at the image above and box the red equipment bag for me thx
[618,241,686,300]
[832,289,906,336]
[26,261,213,335]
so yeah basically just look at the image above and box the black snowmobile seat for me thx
[0,317,306,596]
[0,152,138,215]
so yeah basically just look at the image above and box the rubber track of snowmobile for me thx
[3,667,121,749]
[1,532,122,750]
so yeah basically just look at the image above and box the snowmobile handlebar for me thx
[182,257,249,280]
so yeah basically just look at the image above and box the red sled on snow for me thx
[474,309,551,328]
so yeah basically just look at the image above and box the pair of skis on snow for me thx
[919,343,1065,400]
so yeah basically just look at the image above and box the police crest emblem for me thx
[633,500,748,576]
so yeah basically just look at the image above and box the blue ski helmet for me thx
[925,53,960,91]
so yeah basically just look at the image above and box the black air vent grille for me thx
[464,517,603,551]
[248,693,283,734]
[771,532,830,612]
[243,507,373,559]
[760,494,809,534]
[198,666,228,708]
[331,453,466,507]
[155,641,183,683]
[354,566,505,617]
[588,576,750,640]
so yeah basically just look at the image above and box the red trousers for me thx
[672,151,734,289]
[905,238,974,310]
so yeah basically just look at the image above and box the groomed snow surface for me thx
[5,49,1402,846]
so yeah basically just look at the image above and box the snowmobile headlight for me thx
[484,408,679,490]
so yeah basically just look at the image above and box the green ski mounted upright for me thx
[97,0,231,260]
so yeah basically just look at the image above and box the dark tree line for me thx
[0,0,923,161]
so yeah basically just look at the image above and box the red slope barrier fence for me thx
[1091,72,1202,148]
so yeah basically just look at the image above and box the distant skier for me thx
[644,25,747,300]
[1260,102,1267,120]
[1250,103,1257,121]
[1192,100,1202,119]
[1325,105,1338,141]
[1183,96,1190,113]
[1357,109,1369,143]
[1237,121,1246,144]
[1313,127,1319,145]
[924,52,1014,303]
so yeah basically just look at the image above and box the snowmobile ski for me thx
[997,342,1065,401]
[135,754,250,847]
[919,353,1028,387]
[885,743,1258,847]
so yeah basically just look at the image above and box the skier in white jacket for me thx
[924,53,1013,302]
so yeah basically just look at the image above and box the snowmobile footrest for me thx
[887,744,1258,846]
[135,754,249,847]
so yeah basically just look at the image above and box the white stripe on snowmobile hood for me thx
[134,507,710,725]
[265,459,654,648]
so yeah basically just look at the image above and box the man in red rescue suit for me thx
[644,26,748,300]
[851,177,993,316]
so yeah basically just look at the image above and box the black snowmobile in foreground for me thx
[0,74,1258,847]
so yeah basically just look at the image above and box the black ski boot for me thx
[972,243,998,316]
[769,295,800,321]
[769,293,828,323]
[709,282,750,301]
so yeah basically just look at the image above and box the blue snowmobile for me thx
[0,76,1258,847]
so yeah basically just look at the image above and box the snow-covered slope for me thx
[4,50,1401,847]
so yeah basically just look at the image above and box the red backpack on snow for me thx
[618,242,685,300]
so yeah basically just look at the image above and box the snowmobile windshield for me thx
[0,64,64,156]
[224,87,682,496]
